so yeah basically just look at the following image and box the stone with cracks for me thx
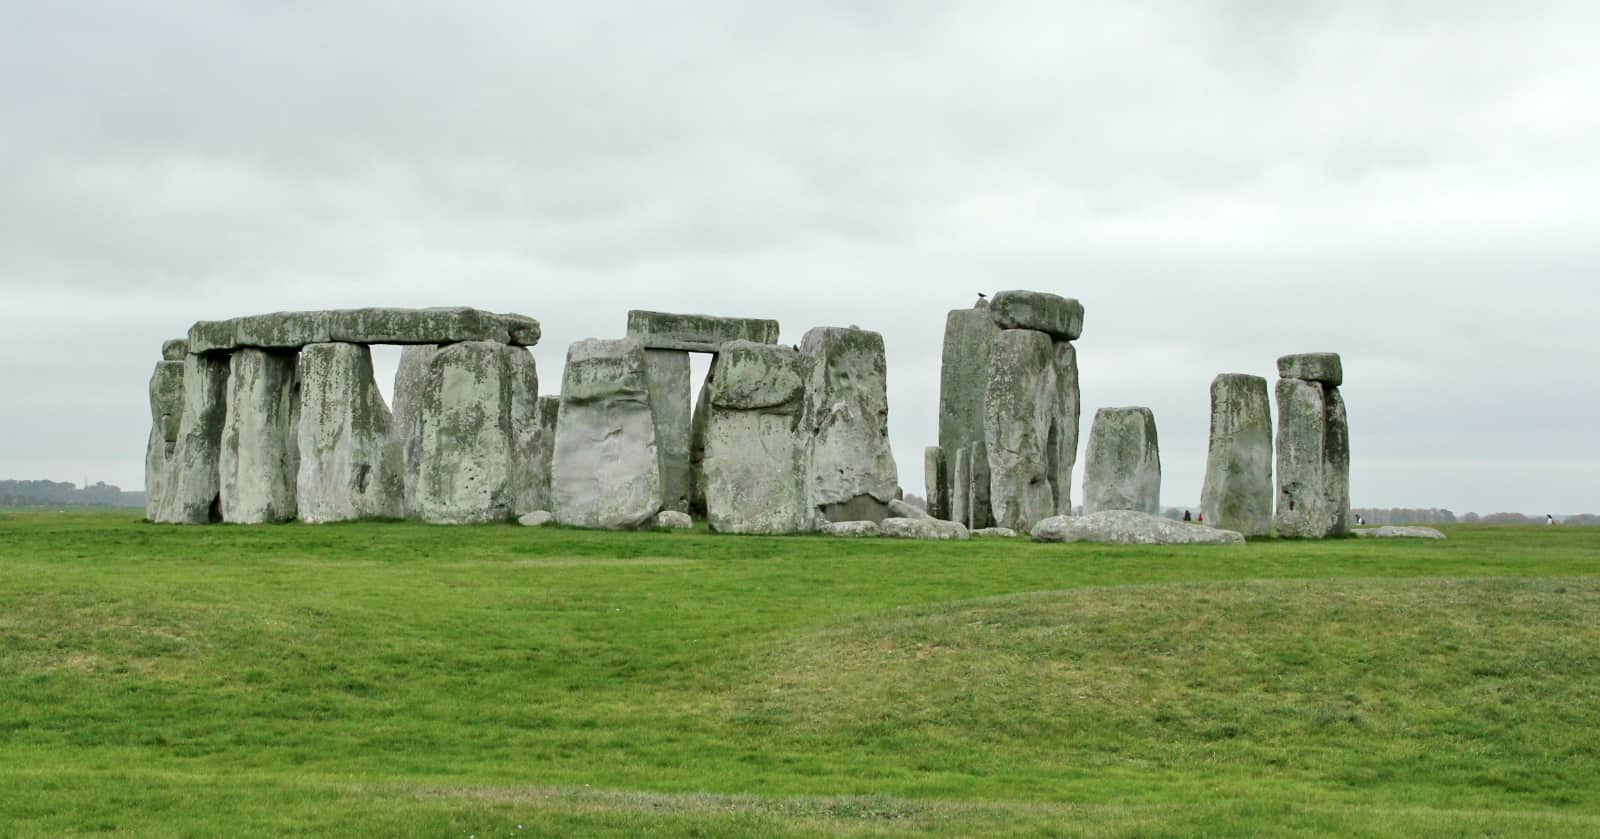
[880,517,969,541]
[1274,377,1350,538]
[152,353,231,523]
[625,310,780,353]
[924,446,948,521]
[802,327,898,523]
[1277,352,1343,387]
[1082,407,1161,515]
[1200,374,1273,537]
[187,307,540,354]
[1031,511,1245,545]
[938,306,1000,528]
[643,349,693,513]
[297,343,404,522]
[143,359,186,520]
[984,329,1058,532]
[987,290,1085,341]
[220,349,300,523]
[1048,340,1081,516]
[822,520,881,537]
[703,341,812,534]
[550,338,662,530]
[1355,525,1445,539]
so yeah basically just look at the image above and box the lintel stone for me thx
[625,310,780,353]
[988,290,1084,341]
[187,307,540,354]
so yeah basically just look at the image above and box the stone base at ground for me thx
[1031,510,1245,545]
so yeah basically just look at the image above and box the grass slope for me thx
[2,511,1598,836]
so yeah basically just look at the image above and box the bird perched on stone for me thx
[975,292,989,308]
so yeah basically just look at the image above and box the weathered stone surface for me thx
[703,342,811,534]
[924,446,948,521]
[1274,378,1350,538]
[220,349,300,523]
[988,290,1084,341]
[984,329,1058,531]
[297,343,403,522]
[389,345,439,466]
[406,341,534,524]
[950,446,970,527]
[1277,352,1343,387]
[802,327,898,522]
[161,339,188,361]
[938,307,1000,528]
[821,520,881,537]
[643,349,693,513]
[1355,525,1444,539]
[518,510,553,527]
[152,353,231,523]
[887,498,930,520]
[625,310,780,353]
[1324,387,1352,536]
[551,338,661,530]
[880,517,969,541]
[1200,374,1273,538]
[188,307,540,354]
[688,374,712,518]
[505,346,542,516]
[970,527,1019,538]
[1082,407,1161,515]
[1031,511,1245,545]
[1049,341,1080,516]
[529,394,560,515]
[144,360,186,520]
[656,510,693,529]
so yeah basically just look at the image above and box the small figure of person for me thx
[1547,514,1557,526]
[1196,512,1203,523]
[1356,514,1366,526]
[1182,510,1192,522]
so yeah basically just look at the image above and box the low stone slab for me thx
[656,510,693,529]
[1354,526,1445,539]
[1031,511,1245,545]
[821,520,880,537]
[161,339,188,360]
[988,290,1084,341]
[970,527,1019,538]
[188,307,540,354]
[880,517,969,541]
[887,498,930,520]
[625,310,780,353]
[518,510,553,527]
[1277,352,1343,387]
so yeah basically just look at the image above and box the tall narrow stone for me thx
[1049,340,1081,516]
[153,353,231,523]
[984,329,1058,532]
[528,394,560,513]
[506,347,542,516]
[924,446,948,521]
[390,344,439,466]
[1082,407,1161,515]
[551,338,661,530]
[1200,373,1273,537]
[643,349,693,513]
[688,374,713,518]
[1274,353,1350,539]
[220,349,300,523]
[703,341,812,534]
[143,357,186,520]
[297,343,403,522]
[802,326,898,523]
[950,446,970,527]
[938,305,1001,528]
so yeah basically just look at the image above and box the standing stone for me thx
[1048,340,1081,516]
[1200,374,1273,537]
[1274,355,1350,539]
[938,305,1001,528]
[551,338,661,530]
[153,353,231,523]
[688,374,713,518]
[220,349,300,523]
[924,446,948,521]
[528,394,560,515]
[297,343,403,522]
[1082,407,1161,515]
[143,358,186,520]
[703,341,812,534]
[390,344,439,466]
[403,341,532,523]
[1324,387,1351,535]
[984,329,1058,532]
[950,446,970,527]
[505,346,542,516]
[802,326,899,523]
[643,349,693,513]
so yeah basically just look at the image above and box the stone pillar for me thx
[703,341,812,534]
[950,446,969,527]
[643,349,693,513]
[143,349,187,521]
[550,338,662,530]
[924,446,948,521]
[938,305,1000,529]
[1274,353,1349,538]
[984,329,1058,531]
[801,326,899,523]
[1201,373,1273,537]
[506,346,542,517]
[688,374,713,518]
[390,344,439,465]
[528,394,560,513]
[297,342,403,522]
[220,348,300,523]
[1082,406,1161,515]
[152,352,231,523]
[1049,339,1080,517]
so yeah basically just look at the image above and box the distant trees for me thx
[0,480,144,508]
[1351,508,1457,525]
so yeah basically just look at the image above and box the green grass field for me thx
[2,511,1597,837]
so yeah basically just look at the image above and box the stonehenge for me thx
[298,342,403,522]
[1200,374,1273,537]
[1083,407,1161,515]
[1274,353,1351,539]
[550,338,661,530]
[219,349,300,523]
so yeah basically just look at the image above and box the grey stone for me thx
[1324,386,1352,536]
[880,517,970,541]
[152,353,231,523]
[688,374,712,518]
[389,345,439,472]
[1082,407,1161,515]
[505,346,543,516]
[950,445,969,526]
[655,510,694,529]
[1277,352,1343,387]
[518,510,553,527]
[220,349,300,523]
[1355,525,1445,539]
[988,290,1085,341]
[528,395,560,516]
[1200,374,1273,538]
[938,307,1000,528]
[160,339,188,361]
[625,310,780,353]
[1031,510,1245,545]
[984,329,1058,531]
[550,338,662,530]
[801,327,898,522]
[1274,378,1350,538]
[643,349,693,513]
[143,360,186,520]
[187,307,540,354]
[821,520,881,537]
[887,498,930,520]
[970,527,1019,538]
[703,342,812,534]
[1049,341,1081,516]
[924,446,948,521]
[297,343,404,522]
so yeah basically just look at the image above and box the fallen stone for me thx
[886,498,930,519]
[880,517,969,541]
[1274,378,1349,538]
[550,338,662,530]
[187,307,540,354]
[297,342,404,522]
[143,359,186,520]
[970,527,1019,538]
[655,510,694,529]
[161,339,188,361]
[220,349,300,523]
[1082,407,1161,515]
[1049,341,1081,516]
[821,520,881,537]
[938,306,1000,528]
[625,310,780,353]
[518,510,553,527]
[152,353,231,523]
[1031,510,1245,545]
[802,326,898,522]
[924,446,948,521]
[1354,526,1444,539]
[1200,373,1273,538]
[984,329,1058,531]
[703,342,811,534]
[1277,352,1343,387]
[987,290,1084,341]
[644,349,693,513]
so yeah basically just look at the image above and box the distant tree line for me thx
[1354,508,1599,526]
[0,480,145,509]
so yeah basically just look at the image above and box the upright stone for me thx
[220,349,300,523]
[643,349,693,513]
[1082,407,1161,515]
[153,353,231,523]
[505,347,542,516]
[950,446,970,527]
[1049,340,1081,516]
[924,446,948,521]
[938,305,1000,528]
[297,343,403,522]
[390,344,439,465]
[984,329,1058,532]
[143,358,186,520]
[688,374,713,518]
[404,341,532,523]
[550,338,661,530]
[703,341,812,534]
[528,394,560,514]
[1274,353,1350,539]
[1200,374,1273,537]
[802,327,899,523]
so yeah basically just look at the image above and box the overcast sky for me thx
[4,1,1596,514]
